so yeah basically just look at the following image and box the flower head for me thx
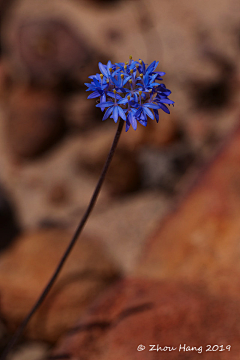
[85,56,174,131]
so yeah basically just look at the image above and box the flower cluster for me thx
[85,57,174,131]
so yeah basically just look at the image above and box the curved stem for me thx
[0,119,124,360]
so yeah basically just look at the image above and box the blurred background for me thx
[0,0,240,358]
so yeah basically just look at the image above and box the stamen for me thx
[129,79,132,84]
[129,55,132,60]
[130,69,134,74]
[113,89,117,94]
[139,90,142,96]
[140,74,143,78]
[109,68,112,73]
[121,74,124,79]
[124,65,127,70]
[125,62,129,65]
[100,74,103,79]
[127,95,131,101]
[139,60,142,65]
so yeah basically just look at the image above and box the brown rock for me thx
[8,342,49,360]
[5,87,65,158]
[48,183,69,206]
[50,278,240,360]
[76,130,140,195]
[8,18,92,84]
[64,92,96,130]
[0,228,120,342]
[121,113,178,150]
[135,121,240,299]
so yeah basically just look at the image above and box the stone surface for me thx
[4,17,93,85]
[0,229,120,342]
[136,121,240,299]
[77,132,141,195]
[8,342,49,360]
[64,92,97,131]
[50,278,240,360]
[5,87,65,158]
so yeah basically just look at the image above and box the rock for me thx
[0,228,120,342]
[50,278,240,360]
[125,113,178,149]
[8,342,49,360]
[5,87,65,158]
[47,183,69,206]
[76,129,140,195]
[135,121,240,299]
[64,93,96,131]
[5,17,92,85]
[138,142,195,192]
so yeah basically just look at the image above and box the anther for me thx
[139,90,142,96]
[129,55,132,60]
[130,69,134,74]
[121,74,124,79]
[140,73,143,78]
[113,89,117,94]
[124,65,127,70]
[139,60,142,65]
[125,62,129,65]
[127,95,131,101]
[109,67,112,73]
[100,74,103,79]
[129,79,132,84]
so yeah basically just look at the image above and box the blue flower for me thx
[134,91,160,124]
[96,90,127,123]
[85,56,174,131]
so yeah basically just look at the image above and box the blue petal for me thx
[103,106,113,120]
[123,76,131,85]
[159,99,174,105]
[107,92,122,99]
[155,71,166,76]
[143,106,154,120]
[138,118,147,126]
[113,106,119,123]
[144,103,160,109]
[153,109,159,123]
[88,91,100,99]
[100,93,106,104]
[118,97,128,105]
[125,119,130,132]
[129,112,137,130]
[93,78,100,86]
[107,60,112,73]
[98,62,108,77]
[159,103,170,114]
[118,106,126,121]
[96,101,114,108]
[110,76,119,86]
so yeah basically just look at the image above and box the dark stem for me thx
[0,119,124,360]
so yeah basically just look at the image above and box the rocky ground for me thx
[0,0,239,359]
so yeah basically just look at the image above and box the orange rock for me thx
[0,229,119,342]
[136,122,240,298]
[50,278,240,360]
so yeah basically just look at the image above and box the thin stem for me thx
[0,119,124,360]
